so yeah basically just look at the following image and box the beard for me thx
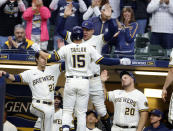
[122,82,131,89]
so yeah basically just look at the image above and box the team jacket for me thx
[143,123,170,131]
[3,38,34,51]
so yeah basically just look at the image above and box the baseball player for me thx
[86,110,101,131]
[54,4,118,131]
[0,51,65,131]
[162,49,173,124]
[40,24,131,131]
[101,70,149,131]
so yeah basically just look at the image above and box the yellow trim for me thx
[102,35,106,43]
[106,92,109,101]
[96,57,104,64]
[31,104,45,131]
[34,128,41,131]
[48,54,51,59]
[130,22,138,38]
[65,31,69,41]
[26,39,34,49]
[100,23,104,34]
[5,41,10,48]
[19,74,23,82]
[54,51,60,61]
[169,65,173,67]
[139,109,149,112]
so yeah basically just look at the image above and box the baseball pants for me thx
[89,76,107,117]
[111,125,136,131]
[62,77,89,131]
[30,101,54,131]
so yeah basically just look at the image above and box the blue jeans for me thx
[0,36,8,49]
[136,19,147,34]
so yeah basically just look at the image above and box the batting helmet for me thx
[71,26,83,41]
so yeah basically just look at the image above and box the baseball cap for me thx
[120,70,136,82]
[150,109,163,118]
[86,110,98,118]
[82,20,94,30]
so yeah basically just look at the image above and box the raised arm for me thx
[49,0,59,10]
[102,4,118,42]
[0,71,21,82]
[0,0,7,7]
[78,0,87,13]
[147,0,160,13]
[18,0,26,12]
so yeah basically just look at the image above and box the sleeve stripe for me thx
[169,65,173,67]
[65,31,69,41]
[106,92,109,101]
[130,22,138,38]
[139,109,149,112]
[54,51,60,61]
[19,74,22,82]
[96,57,104,64]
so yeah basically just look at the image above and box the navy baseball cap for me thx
[150,109,163,118]
[120,70,136,82]
[87,110,98,118]
[82,20,94,30]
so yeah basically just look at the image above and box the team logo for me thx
[144,102,148,107]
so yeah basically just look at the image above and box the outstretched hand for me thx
[101,70,109,82]
[101,4,112,20]
[162,89,167,102]
[64,3,73,18]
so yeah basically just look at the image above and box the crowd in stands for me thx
[0,0,172,58]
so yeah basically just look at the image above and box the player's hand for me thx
[120,58,131,65]
[57,38,65,49]
[64,3,73,18]
[39,51,50,59]
[36,0,43,7]
[101,4,112,20]
[101,70,109,82]
[162,89,167,102]
[0,71,7,77]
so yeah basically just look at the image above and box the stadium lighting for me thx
[0,65,37,70]
[134,71,168,76]
[144,88,162,98]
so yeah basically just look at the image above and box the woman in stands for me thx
[112,7,138,56]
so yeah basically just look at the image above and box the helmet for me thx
[71,26,83,41]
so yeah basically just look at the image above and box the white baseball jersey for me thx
[107,89,148,126]
[20,64,62,100]
[53,109,63,131]
[56,41,103,77]
[65,32,106,75]
[86,127,101,131]
[169,49,173,67]
[3,121,17,131]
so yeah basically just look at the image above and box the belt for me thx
[66,76,89,79]
[90,74,100,79]
[115,124,137,128]
[35,100,53,105]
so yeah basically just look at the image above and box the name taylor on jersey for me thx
[71,47,86,53]
[33,75,55,86]
[114,97,136,107]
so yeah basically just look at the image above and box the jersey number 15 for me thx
[72,55,85,68]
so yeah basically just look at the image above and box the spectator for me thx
[147,0,173,55]
[135,0,149,34]
[3,24,40,52]
[23,0,51,51]
[86,110,101,131]
[0,0,26,48]
[3,110,17,131]
[111,7,138,55]
[49,0,87,50]
[143,109,170,131]
[83,0,109,20]
[109,0,120,19]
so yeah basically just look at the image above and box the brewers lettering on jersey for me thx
[0,52,64,131]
